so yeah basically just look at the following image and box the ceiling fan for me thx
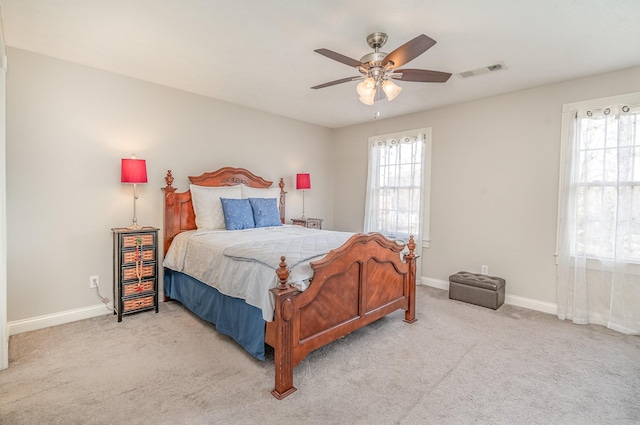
[311,32,451,105]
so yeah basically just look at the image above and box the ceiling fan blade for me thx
[314,48,363,68]
[382,34,437,68]
[311,76,362,89]
[393,69,452,83]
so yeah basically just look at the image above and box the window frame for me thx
[365,128,431,247]
[557,91,640,268]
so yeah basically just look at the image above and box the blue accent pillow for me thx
[249,197,282,228]
[220,198,255,230]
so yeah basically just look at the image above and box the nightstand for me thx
[291,218,323,229]
[112,227,159,321]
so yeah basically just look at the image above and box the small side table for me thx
[291,218,323,229]
[112,227,159,321]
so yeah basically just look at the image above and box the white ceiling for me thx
[1,0,639,129]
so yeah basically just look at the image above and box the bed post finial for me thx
[407,235,416,257]
[165,170,174,189]
[275,256,290,289]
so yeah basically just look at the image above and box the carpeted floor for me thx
[1,286,639,425]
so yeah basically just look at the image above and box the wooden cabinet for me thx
[112,227,159,322]
[291,218,323,229]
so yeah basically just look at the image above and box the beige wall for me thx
[332,66,640,305]
[6,48,334,322]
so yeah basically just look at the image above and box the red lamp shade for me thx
[121,158,148,184]
[296,173,311,190]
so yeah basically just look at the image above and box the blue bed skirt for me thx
[164,268,267,360]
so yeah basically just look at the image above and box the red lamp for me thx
[296,173,311,219]
[121,155,148,229]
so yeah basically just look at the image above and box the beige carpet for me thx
[1,286,639,425]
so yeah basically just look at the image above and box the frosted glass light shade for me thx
[359,89,376,105]
[382,79,402,101]
[356,77,375,97]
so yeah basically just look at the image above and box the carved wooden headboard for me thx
[162,167,286,255]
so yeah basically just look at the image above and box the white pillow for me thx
[240,185,281,203]
[190,184,242,229]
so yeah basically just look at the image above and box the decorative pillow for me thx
[240,185,281,206]
[249,198,283,228]
[190,184,242,229]
[220,198,255,230]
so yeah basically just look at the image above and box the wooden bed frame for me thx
[162,167,417,399]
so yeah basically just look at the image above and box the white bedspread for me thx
[163,225,353,321]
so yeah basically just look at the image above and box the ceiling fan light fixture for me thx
[382,79,402,101]
[359,89,376,105]
[356,77,376,97]
[313,32,451,105]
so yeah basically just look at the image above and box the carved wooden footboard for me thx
[266,233,417,399]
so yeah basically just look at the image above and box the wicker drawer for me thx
[122,247,155,265]
[122,233,155,248]
[122,263,155,281]
[122,279,155,296]
[123,295,155,312]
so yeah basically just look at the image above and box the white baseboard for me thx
[504,294,557,315]
[420,276,449,290]
[420,276,558,316]
[8,303,113,336]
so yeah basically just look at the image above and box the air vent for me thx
[457,62,507,78]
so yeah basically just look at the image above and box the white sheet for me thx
[163,225,353,321]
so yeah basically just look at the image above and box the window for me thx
[556,92,640,334]
[573,106,640,262]
[364,128,431,244]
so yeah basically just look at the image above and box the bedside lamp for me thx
[121,154,148,229]
[296,173,311,219]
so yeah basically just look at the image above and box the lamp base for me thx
[127,217,142,230]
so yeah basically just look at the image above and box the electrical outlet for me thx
[481,265,489,275]
[89,275,99,288]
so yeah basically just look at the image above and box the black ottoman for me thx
[449,271,506,310]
